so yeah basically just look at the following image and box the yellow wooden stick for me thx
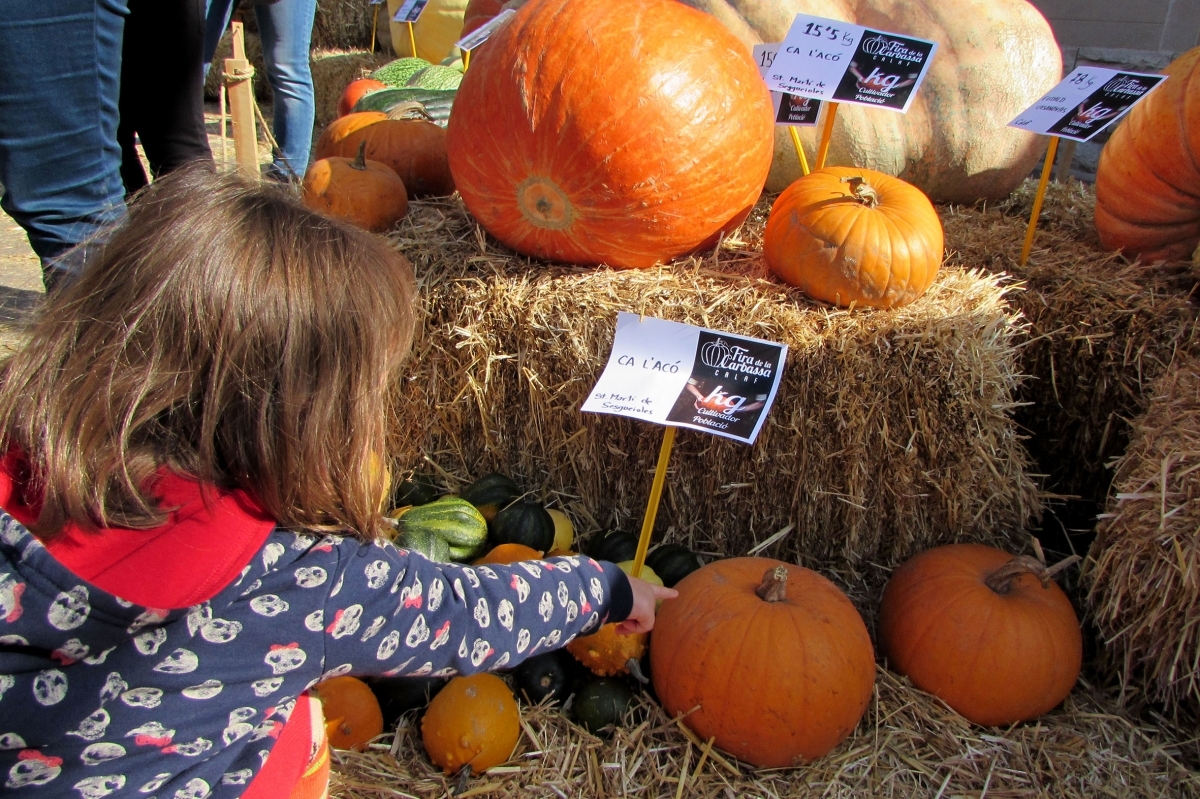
[463,48,471,70]
[631,426,677,579]
[1019,135,1060,266]
[815,101,838,170]
[788,125,810,177]
[370,3,379,53]
[407,20,418,58]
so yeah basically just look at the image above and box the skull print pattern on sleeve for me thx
[313,539,632,679]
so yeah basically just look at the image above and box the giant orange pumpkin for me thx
[1094,47,1200,262]
[462,0,1059,202]
[650,558,875,767]
[446,0,774,269]
[878,543,1082,727]
[764,167,943,309]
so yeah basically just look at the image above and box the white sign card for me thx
[582,313,788,445]
[392,0,431,23]
[768,14,937,113]
[754,44,822,126]
[454,8,517,51]
[1007,66,1165,142]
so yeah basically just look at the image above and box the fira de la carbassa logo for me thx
[700,337,776,378]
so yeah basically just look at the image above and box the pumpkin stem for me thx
[454,763,473,794]
[626,657,649,684]
[351,140,368,171]
[984,553,1081,594]
[755,565,789,602]
[840,175,880,208]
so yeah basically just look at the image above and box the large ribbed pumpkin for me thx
[677,0,1060,201]
[764,167,943,309]
[650,558,875,767]
[878,544,1082,727]
[445,0,774,269]
[1094,47,1200,262]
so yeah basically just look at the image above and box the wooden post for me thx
[224,21,259,180]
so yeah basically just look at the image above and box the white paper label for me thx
[455,8,517,51]
[754,44,822,126]
[392,0,430,23]
[581,313,787,445]
[768,14,937,114]
[1007,66,1165,142]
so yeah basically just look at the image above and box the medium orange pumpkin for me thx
[302,142,410,233]
[315,111,389,160]
[878,543,1082,727]
[318,116,455,198]
[312,675,385,751]
[421,673,520,774]
[650,558,875,767]
[446,0,774,268]
[337,78,388,118]
[1094,47,1200,262]
[764,167,944,309]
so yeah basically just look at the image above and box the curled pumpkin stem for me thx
[756,565,789,602]
[626,657,649,684]
[453,763,473,795]
[840,175,880,208]
[984,553,1081,594]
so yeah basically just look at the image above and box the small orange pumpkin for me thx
[878,543,1082,726]
[338,78,389,118]
[312,675,385,751]
[302,142,410,233]
[421,673,520,774]
[472,542,543,565]
[764,167,944,309]
[315,111,389,160]
[650,558,875,767]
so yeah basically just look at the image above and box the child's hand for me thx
[614,576,679,635]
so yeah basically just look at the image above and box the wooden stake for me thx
[370,2,379,52]
[631,426,676,579]
[407,20,418,58]
[788,125,810,177]
[463,48,471,70]
[1019,135,1060,266]
[815,101,839,170]
[224,21,259,180]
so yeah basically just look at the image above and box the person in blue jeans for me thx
[0,0,129,292]
[204,0,318,182]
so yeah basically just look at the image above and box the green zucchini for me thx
[352,88,457,127]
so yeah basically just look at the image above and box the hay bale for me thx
[1085,351,1200,719]
[311,49,393,131]
[312,0,374,51]
[942,180,1200,511]
[389,197,1038,576]
[328,669,1199,797]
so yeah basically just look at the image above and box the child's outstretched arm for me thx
[305,537,668,679]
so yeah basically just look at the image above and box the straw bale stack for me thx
[941,179,1200,511]
[328,670,1200,798]
[311,49,393,130]
[389,197,1038,576]
[1085,350,1200,720]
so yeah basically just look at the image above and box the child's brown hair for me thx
[0,165,417,540]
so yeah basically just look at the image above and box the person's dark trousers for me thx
[0,0,130,291]
[119,0,214,196]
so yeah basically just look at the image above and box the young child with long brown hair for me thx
[0,167,673,797]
